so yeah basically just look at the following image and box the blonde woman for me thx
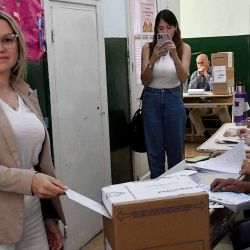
[0,11,66,250]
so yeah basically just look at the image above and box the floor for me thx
[80,133,235,250]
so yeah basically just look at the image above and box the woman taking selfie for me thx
[141,9,191,178]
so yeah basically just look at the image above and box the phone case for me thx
[157,33,168,43]
[185,156,209,163]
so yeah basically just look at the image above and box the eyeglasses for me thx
[0,34,18,49]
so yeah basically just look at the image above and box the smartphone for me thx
[185,155,209,163]
[157,33,169,43]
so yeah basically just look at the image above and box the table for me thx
[183,92,234,141]
[161,160,242,248]
[183,92,234,109]
[197,123,250,153]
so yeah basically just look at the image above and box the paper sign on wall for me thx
[140,0,155,33]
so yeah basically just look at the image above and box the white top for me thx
[0,94,45,169]
[0,94,49,249]
[149,52,180,89]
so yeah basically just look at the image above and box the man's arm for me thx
[210,178,250,193]
[188,71,210,89]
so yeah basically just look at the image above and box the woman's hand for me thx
[152,42,168,60]
[44,219,63,250]
[166,38,176,56]
[31,173,67,198]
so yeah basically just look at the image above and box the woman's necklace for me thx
[0,85,19,111]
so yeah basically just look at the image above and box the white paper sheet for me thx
[160,170,198,177]
[213,66,226,83]
[187,89,205,95]
[65,189,111,218]
[203,185,250,212]
[209,202,224,209]
[193,142,245,173]
[160,170,201,184]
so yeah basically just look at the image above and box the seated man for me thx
[210,144,250,250]
[188,53,231,139]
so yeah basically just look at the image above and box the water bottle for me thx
[209,77,213,92]
[234,81,248,126]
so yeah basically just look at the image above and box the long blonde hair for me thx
[0,11,27,83]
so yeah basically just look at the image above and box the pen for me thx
[215,139,239,144]
[222,140,239,144]
[234,174,244,182]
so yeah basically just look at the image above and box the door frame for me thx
[44,0,111,185]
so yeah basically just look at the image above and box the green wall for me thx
[184,35,250,100]
[27,56,51,124]
[105,38,133,184]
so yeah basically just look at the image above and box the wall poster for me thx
[140,0,156,33]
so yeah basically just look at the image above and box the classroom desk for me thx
[161,160,242,249]
[183,93,234,141]
[197,123,250,153]
[183,92,234,109]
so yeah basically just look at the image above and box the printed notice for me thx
[213,66,226,83]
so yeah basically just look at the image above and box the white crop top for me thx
[149,52,180,89]
[0,94,45,170]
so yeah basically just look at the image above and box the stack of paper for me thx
[203,185,250,212]
[188,89,205,95]
[192,142,245,173]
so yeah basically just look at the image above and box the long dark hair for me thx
[149,9,183,60]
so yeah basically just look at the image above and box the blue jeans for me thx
[142,86,186,178]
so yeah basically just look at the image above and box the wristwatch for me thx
[148,63,153,69]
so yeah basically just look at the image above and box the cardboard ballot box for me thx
[102,177,210,250]
[212,67,235,95]
[211,52,234,68]
[211,52,235,95]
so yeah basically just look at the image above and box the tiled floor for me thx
[81,134,235,250]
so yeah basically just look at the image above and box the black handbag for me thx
[128,91,146,153]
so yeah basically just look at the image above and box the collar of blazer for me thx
[12,79,44,119]
[0,106,20,167]
[0,80,44,167]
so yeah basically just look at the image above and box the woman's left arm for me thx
[168,42,191,84]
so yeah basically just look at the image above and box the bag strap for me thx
[139,89,144,101]
[138,89,144,109]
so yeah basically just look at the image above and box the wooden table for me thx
[183,92,234,141]
[183,92,234,109]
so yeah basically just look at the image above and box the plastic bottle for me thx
[209,77,213,92]
[234,81,248,126]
